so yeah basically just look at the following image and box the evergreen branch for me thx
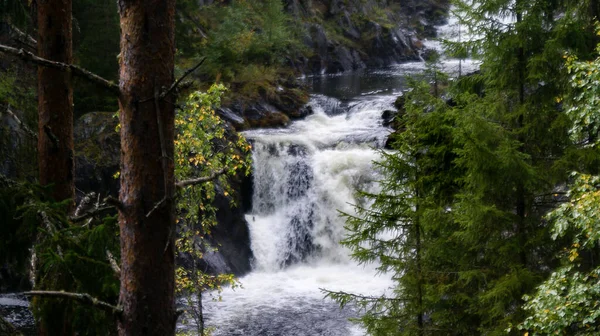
[69,205,115,222]
[0,44,120,95]
[0,173,18,186]
[175,167,229,189]
[23,291,122,315]
[321,289,408,302]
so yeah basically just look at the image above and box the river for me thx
[180,63,444,336]
[184,15,484,331]
[1,17,476,336]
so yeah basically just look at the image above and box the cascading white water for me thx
[196,93,397,335]
[246,95,392,271]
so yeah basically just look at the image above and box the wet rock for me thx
[210,175,253,275]
[217,107,248,130]
[247,111,290,128]
[381,109,397,127]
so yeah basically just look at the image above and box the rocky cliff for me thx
[286,0,449,74]
[211,0,449,130]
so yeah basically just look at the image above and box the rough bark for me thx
[37,0,75,209]
[35,1,75,335]
[116,0,177,335]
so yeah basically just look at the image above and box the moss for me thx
[246,112,290,128]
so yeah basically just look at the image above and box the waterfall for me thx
[194,92,397,336]
[245,95,391,272]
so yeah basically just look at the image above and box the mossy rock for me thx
[247,112,290,129]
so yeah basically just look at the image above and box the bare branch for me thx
[2,104,37,139]
[175,168,229,189]
[7,23,37,46]
[145,81,173,219]
[146,196,167,218]
[106,250,121,277]
[43,125,59,148]
[161,58,205,99]
[69,205,115,222]
[23,291,122,315]
[74,192,97,217]
[0,44,120,95]
[103,196,124,211]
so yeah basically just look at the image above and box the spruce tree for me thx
[331,0,600,334]
[326,79,464,335]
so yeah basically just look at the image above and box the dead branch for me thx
[38,211,58,236]
[106,250,121,277]
[23,291,122,315]
[73,192,97,218]
[7,23,37,46]
[103,196,123,211]
[43,125,59,148]
[145,81,173,219]
[146,196,167,218]
[161,58,205,99]
[69,205,115,222]
[0,44,120,96]
[2,104,37,139]
[175,168,229,189]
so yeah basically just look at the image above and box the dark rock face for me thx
[285,0,450,74]
[74,112,120,198]
[209,174,253,275]
[73,112,254,276]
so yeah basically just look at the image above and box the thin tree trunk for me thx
[415,189,424,336]
[36,1,75,334]
[116,0,177,335]
[37,0,74,210]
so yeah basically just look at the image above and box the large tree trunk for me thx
[116,0,176,335]
[37,0,75,209]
